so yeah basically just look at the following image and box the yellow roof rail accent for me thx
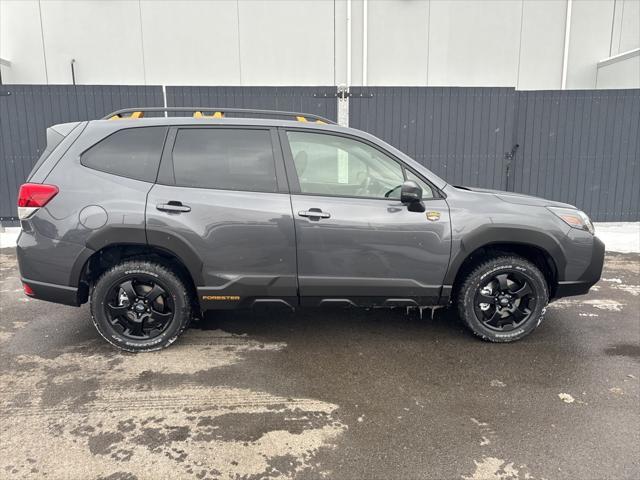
[297,115,326,124]
[108,111,143,120]
[103,108,336,124]
[194,111,224,118]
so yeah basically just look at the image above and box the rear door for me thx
[146,126,298,309]
[281,128,451,306]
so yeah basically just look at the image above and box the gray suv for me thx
[16,107,604,351]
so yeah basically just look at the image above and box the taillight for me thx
[17,183,59,220]
[23,283,34,296]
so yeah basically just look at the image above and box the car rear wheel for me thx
[457,255,549,342]
[90,259,192,352]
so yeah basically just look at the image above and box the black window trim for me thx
[278,127,444,202]
[157,125,289,194]
[79,125,169,184]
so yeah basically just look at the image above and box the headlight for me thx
[547,207,595,234]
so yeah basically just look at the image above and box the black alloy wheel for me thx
[473,271,535,332]
[105,277,174,340]
[457,255,549,342]
[90,259,192,352]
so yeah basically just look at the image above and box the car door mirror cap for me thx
[401,181,426,212]
[401,180,422,203]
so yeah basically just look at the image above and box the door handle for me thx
[298,209,331,219]
[157,201,191,213]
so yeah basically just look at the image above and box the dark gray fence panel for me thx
[166,86,338,121]
[0,84,163,219]
[349,87,517,190]
[350,87,639,222]
[1,85,637,222]
[512,89,639,221]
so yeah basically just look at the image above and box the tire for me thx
[457,255,549,342]
[90,259,192,352]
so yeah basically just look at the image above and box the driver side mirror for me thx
[400,180,425,212]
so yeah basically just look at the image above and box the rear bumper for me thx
[21,277,82,306]
[17,228,91,307]
[554,236,605,299]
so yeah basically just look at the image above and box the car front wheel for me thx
[457,255,549,342]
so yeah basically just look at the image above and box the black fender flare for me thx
[443,226,567,286]
[70,225,149,287]
[146,226,204,285]
[72,225,204,286]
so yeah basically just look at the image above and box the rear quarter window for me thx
[81,127,167,182]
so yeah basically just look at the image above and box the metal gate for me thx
[349,86,639,221]
[349,87,518,191]
[511,89,639,222]
[1,84,638,222]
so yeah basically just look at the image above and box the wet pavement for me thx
[0,248,638,480]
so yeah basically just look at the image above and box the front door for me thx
[146,126,297,310]
[281,129,451,306]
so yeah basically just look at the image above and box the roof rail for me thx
[102,107,336,124]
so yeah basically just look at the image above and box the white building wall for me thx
[596,49,640,88]
[613,0,640,54]
[140,0,241,86]
[366,0,430,86]
[0,0,48,83]
[565,0,617,89]
[1,0,638,89]
[38,0,146,85]
[427,0,523,87]
[237,0,335,85]
[516,0,567,90]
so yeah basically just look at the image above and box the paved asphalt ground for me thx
[1,248,638,480]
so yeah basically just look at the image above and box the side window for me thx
[172,128,277,193]
[81,127,167,182]
[286,131,405,199]
[406,170,434,199]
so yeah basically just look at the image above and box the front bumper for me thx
[554,236,605,299]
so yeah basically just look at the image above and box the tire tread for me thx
[90,258,192,352]
[457,255,549,343]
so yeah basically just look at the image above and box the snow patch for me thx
[594,222,640,253]
[463,457,534,480]
[470,417,489,427]
[582,299,625,311]
[0,330,346,479]
[558,393,575,403]
[551,298,624,312]
[616,284,640,296]
[0,227,20,249]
